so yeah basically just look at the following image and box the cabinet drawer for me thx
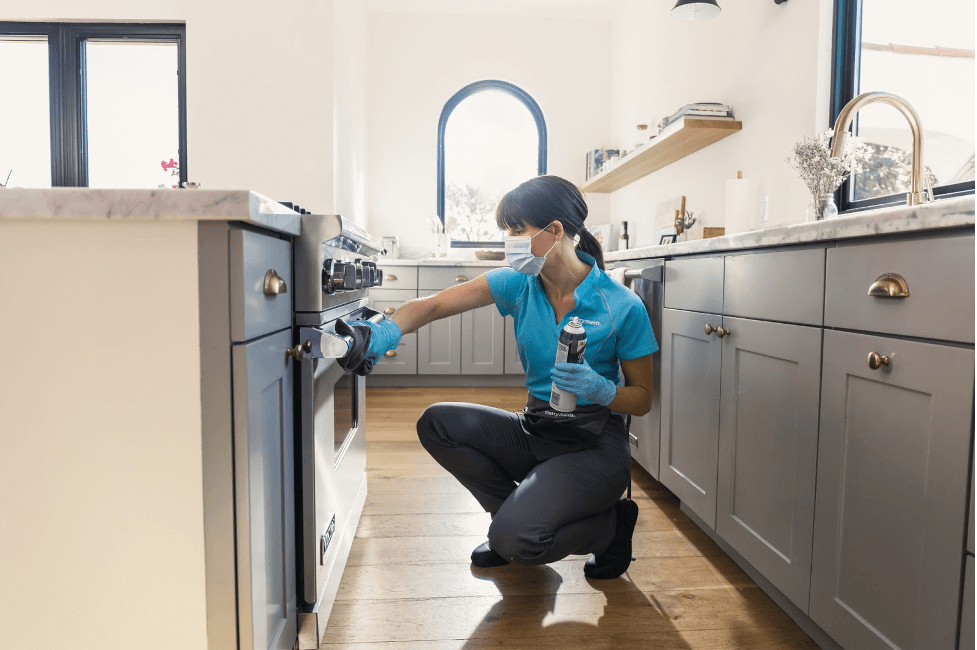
[369,288,416,317]
[377,265,417,290]
[724,249,824,325]
[230,228,292,342]
[418,266,488,290]
[664,256,724,313]
[825,234,974,343]
[372,332,417,374]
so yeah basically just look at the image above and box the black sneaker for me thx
[584,498,639,579]
[471,541,510,568]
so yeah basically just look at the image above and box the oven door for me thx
[296,318,367,608]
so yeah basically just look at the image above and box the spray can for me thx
[550,317,587,412]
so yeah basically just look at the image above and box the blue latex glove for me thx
[550,359,617,407]
[356,318,403,362]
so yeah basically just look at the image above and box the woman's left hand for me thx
[550,359,617,407]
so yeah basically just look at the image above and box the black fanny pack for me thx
[521,394,611,450]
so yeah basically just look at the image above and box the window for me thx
[0,22,187,188]
[832,0,974,212]
[438,80,546,247]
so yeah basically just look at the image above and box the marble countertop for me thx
[0,188,302,235]
[606,195,974,262]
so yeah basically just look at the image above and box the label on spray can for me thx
[550,317,587,412]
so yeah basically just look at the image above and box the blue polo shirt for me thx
[485,251,658,405]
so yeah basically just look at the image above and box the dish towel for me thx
[608,267,629,287]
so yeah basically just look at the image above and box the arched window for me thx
[438,80,546,247]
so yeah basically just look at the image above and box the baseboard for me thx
[678,502,844,650]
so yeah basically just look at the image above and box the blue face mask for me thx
[505,226,558,276]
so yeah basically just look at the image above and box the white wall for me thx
[608,0,835,247]
[1,0,356,216]
[333,0,370,225]
[366,12,612,256]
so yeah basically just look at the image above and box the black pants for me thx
[416,402,631,565]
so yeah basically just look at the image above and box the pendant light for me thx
[671,0,721,21]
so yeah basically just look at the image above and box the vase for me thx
[805,193,838,222]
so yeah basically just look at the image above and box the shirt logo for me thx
[579,319,601,326]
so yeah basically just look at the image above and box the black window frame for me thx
[0,21,188,188]
[437,80,546,248]
[830,0,974,213]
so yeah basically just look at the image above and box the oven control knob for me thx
[362,261,377,288]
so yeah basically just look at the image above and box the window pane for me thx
[0,37,52,188]
[852,0,975,201]
[444,91,539,242]
[85,40,180,188]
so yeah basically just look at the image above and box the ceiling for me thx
[365,0,615,21]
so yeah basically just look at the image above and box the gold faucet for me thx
[830,91,931,206]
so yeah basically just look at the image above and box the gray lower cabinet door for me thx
[372,332,417,375]
[232,328,297,650]
[715,316,821,613]
[660,308,723,529]
[417,291,461,374]
[960,555,974,650]
[503,316,524,375]
[461,303,505,374]
[811,329,975,650]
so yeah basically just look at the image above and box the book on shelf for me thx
[661,113,735,131]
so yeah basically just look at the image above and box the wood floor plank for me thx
[320,386,819,649]
[334,555,753,603]
[323,585,800,645]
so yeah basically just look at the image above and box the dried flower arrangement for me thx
[785,129,870,201]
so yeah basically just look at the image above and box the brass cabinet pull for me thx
[385,274,398,281]
[717,327,731,338]
[384,350,397,358]
[867,351,890,370]
[867,273,910,298]
[263,269,288,295]
[286,340,312,361]
[383,307,396,314]
[455,275,469,283]
[705,324,717,335]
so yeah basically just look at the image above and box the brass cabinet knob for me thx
[286,340,312,361]
[705,324,717,335]
[455,275,469,283]
[868,273,909,298]
[867,351,890,370]
[717,327,731,338]
[383,307,396,314]
[263,269,288,295]
[384,350,397,358]
[385,274,398,281]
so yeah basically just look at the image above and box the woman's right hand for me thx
[355,318,403,361]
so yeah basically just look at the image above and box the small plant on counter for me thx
[786,129,870,220]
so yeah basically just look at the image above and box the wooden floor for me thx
[322,387,819,649]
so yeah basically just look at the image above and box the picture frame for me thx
[588,224,612,252]
[659,234,678,245]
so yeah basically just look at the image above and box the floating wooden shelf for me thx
[579,117,742,193]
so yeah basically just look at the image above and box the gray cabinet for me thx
[232,328,297,650]
[503,316,523,375]
[461,303,505,374]
[369,288,417,375]
[715,316,822,613]
[810,329,975,650]
[660,307,723,529]
[961,556,974,650]
[417,289,462,374]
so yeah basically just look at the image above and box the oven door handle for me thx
[299,309,386,360]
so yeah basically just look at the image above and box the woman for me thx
[355,175,658,579]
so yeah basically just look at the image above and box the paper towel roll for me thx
[725,172,756,236]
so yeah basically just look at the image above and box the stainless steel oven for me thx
[610,260,664,479]
[291,214,384,649]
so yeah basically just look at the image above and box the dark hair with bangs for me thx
[495,175,604,270]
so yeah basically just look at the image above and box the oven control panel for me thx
[322,259,383,294]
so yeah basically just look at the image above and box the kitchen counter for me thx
[379,257,506,266]
[0,187,302,235]
[607,194,974,262]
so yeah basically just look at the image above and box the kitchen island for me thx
[0,189,300,650]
